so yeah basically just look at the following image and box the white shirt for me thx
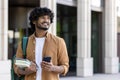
[35,37,45,80]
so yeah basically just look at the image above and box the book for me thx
[14,58,31,68]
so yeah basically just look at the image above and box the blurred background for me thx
[0,0,120,80]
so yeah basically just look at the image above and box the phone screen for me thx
[43,57,51,62]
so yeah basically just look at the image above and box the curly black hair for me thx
[29,7,54,31]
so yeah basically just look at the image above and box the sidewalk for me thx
[60,73,120,80]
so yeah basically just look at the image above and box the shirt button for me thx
[33,41,35,44]
[33,50,35,53]
[34,76,36,78]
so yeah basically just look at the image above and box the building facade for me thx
[0,0,120,80]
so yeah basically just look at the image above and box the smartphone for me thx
[43,57,51,62]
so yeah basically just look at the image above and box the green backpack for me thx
[11,37,28,80]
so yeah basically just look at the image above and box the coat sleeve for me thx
[57,38,69,76]
[13,41,24,75]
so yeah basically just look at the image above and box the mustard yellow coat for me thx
[14,32,69,80]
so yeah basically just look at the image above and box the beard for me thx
[37,26,49,30]
[37,22,49,30]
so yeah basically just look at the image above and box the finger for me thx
[31,62,36,66]
[44,66,50,71]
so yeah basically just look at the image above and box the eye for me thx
[40,16,44,19]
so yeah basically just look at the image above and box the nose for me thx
[44,18,49,22]
[44,16,50,22]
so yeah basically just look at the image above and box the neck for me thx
[35,29,47,38]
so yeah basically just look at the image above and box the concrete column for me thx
[40,0,56,35]
[0,0,11,80]
[77,0,93,77]
[0,0,2,60]
[104,0,119,73]
[0,0,8,60]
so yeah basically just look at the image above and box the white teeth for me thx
[43,23,47,26]
[43,23,47,25]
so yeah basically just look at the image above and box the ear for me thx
[33,21,36,24]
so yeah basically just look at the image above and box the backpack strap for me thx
[11,37,28,80]
[22,37,28,58]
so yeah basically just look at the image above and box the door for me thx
[91,11,103,73]
[57,4,77,76]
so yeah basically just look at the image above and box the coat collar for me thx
[30,31,49,40]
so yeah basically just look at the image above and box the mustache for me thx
[41,22,49,25]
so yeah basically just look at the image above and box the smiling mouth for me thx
[42,23,48,26]
[42,22,49,26]
[37,23,49,30]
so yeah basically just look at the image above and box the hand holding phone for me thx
[43,57,51,62]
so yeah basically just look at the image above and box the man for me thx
[14,7,69,80]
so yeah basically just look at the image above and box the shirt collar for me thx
[32,31,49,39]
